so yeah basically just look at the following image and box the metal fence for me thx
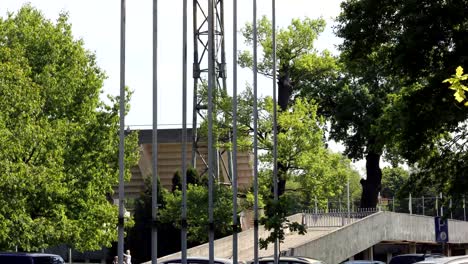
[302,208,378,227]
[378,195,467,221]
[301,194,467,228]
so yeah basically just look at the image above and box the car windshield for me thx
[33,256,64,264]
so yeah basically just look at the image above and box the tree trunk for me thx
[360,151,382,208]
[276,70,293,196]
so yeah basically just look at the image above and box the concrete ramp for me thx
[145,212,468,264]
[147,214,337,263]
[291,212,468,264]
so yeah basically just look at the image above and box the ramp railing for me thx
[302,208,378,227]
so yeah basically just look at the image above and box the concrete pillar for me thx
[386,252,392,264]
[409,244,417,254]
[465,248,468,255]
[446,245,451,256]
[363,246,374,260]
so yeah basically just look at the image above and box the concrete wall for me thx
[144,214,306,264]
[294,212,385,264]
[293,212,468,264]
[143,212,468,264]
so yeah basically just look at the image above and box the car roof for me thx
[343,261,385,264]
[416,256,468,264]
[256,256,323,263]
[161,257,233,264]
[0,252,62,257]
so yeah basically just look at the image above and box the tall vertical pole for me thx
[409,193,412,215]
[207,0,215,262]
[440,193,444,217]
[151,0,159,263]
[231,0,239,262]
[118,0,126,263]
[449,199,453,219]
[463,196,466,221]
[377,192,381,211]
[191,0,199,168]
[347,178,350,222]
[315,196,318,214]
[271,0,279,262]
[422,196,425,216]
[252,0,259,262]
[181,0,188,262]
[436,195,439,217]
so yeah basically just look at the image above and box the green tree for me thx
[381,167,409,199]
[127,178,182,263]
[159,184,233,244]
[254,97,360,249]
[0,6,139,251]
[239,16,338,196]
[336,0,468,200]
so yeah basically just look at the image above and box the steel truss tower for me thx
[192,0,232,182]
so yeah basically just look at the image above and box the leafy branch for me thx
[444,66,468,106]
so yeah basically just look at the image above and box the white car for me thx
[248,256,325,264]
[416,255,468,264]
[343,261,385,264]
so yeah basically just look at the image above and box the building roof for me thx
[136,128,194,144]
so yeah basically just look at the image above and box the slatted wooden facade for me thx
[114,129,253,199]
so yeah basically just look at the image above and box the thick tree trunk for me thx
[360,151,382,208]
[276,70,293,196]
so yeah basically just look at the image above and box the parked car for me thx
[389,254,445,264]
[415,255,468,264]
[342,261,386,264]
[248,256,325,264]
[0,252,64,264]
[160,257,234,264]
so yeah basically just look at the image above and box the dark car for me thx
[0,252,64,264]
[389,254,444,264]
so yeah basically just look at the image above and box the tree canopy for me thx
[0,6,139,251]
[336,0,468,199]
[240,16,339,196]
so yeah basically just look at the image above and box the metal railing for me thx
[302,208,378,227]
[301,194,467,229]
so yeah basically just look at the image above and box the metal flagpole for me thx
[253,0,259,262]
[440,193,444,217]
[207,0,215,262]
[463,195,466,221]
[409,193,412,215]
[191,0,198,168]
[422,196,425,216]
[118,0,126,263]
[272,0,279,262]
[347,177,350,223]
[181,0,188,261]
[232,0,239,262]
[151,0,159,263]
[449,199,452,219]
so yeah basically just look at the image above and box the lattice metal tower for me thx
[192,0,232,181]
